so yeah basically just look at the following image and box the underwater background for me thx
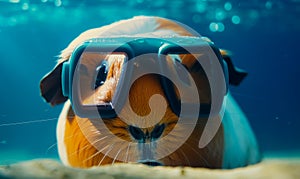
[0,0,299,164]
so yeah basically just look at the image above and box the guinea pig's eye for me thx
[94,60,108,89]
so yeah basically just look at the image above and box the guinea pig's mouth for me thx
[138,160,163,166]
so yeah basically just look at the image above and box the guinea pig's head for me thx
[40,39,247,168]
[40,46,216,166]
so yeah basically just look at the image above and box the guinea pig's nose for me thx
[128,124,165,141]
[129,125,144,141]
[151,124,165,140]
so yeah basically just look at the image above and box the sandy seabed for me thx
[0,158,299,179]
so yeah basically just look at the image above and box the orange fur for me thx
[64,109,114,167]
[64,66,223,168]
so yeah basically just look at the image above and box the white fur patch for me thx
[56,100,71,166]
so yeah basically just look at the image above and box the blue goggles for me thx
[61,37,228,119]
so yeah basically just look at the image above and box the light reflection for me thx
[0,0,294,30]
[9,0,19,3]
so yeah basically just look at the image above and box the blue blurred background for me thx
[0,0,299,164]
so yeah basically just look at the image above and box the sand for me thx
[0,158,299,179]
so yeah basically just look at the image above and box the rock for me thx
[0,158,299,179]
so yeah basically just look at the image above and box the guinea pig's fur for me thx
[40,16,261,169]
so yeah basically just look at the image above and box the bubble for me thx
[192,14,201,23]
[209,22,225,32]
[8,17,17,26]
[54,0,62,7]
[22,3,29,10]
[217,22,225,32]
[209,22,217,32]
[224,2,232,11]
[265,1,273,10]
[249,10,259,20]
[30,5,38,12]
[215,9,226,21]
[231,15,241,24]
[196,2,207,13]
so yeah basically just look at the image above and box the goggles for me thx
[61,37,228,119]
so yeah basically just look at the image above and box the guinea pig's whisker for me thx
[98,143,116,166]
[125,142,137,163]
[178,148,191,166]
[150,141,158,159]
[124,142,132,163]
[111,145,122,166]
[83,143,111,163]
[0,117,57,127]
[182,141,202,157]
[45,131,85,157]
[183,142,209,166]
[69,135,109,157]
[57,131,83,150]
[45,142,58,155]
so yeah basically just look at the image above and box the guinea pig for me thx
[40,16,261,169]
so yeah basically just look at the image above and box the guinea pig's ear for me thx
[220,50,248,86]
[40,63,68,106]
